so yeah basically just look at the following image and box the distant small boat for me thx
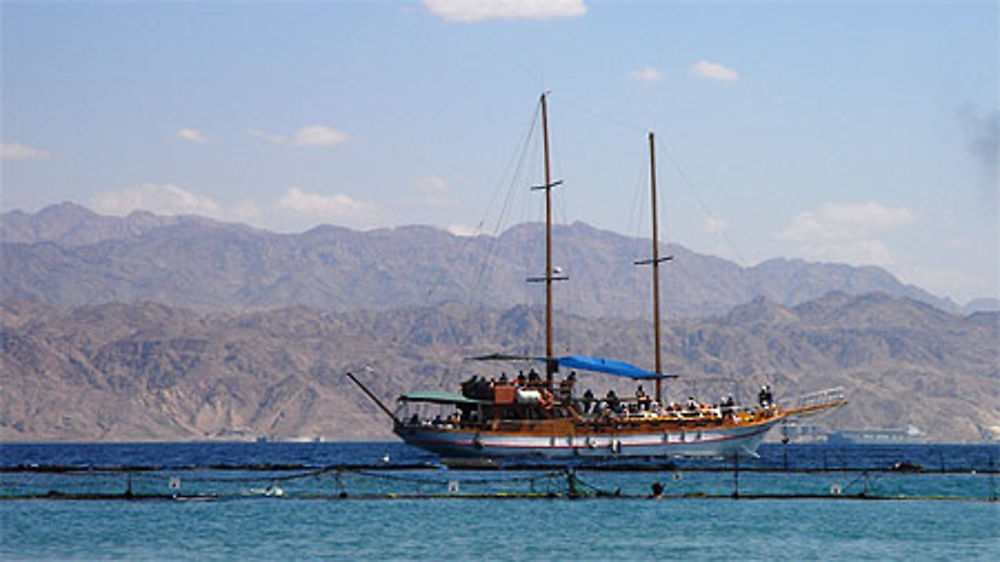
[827,425,925,445]
[349,93,845,460]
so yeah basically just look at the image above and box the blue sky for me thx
[2,1,997,304]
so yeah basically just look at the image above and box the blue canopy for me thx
[469,352,676,380]
[554,355,675,380]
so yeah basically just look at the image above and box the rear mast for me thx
[636,132,672,403]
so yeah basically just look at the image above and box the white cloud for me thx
[690,60,739,83]
[411,176,458,207]
[229,200,263,224]
[777,202,917,242]
[1,142,50,160]
[248,125,348,147]
[294,125,349,147]
[700,217,729,233]
[276,187,378,228]
[177,128,208,143]
[629,67,662,83]
[90,183,220,217]
[447,224,483,237]
[775,201,918,267]
[899,265,995,300]
[413,176,449,195]
[423,0,586,22]
[248,127,288,144]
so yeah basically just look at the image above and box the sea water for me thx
[1,443,998,561]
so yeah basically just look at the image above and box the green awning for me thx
[398,390,486,406]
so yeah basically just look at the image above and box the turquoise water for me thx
[3,498,997,560]
[1,443,998,560]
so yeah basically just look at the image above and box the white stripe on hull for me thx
[395,420,780,459]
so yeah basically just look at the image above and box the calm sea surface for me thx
[1,442,998,561]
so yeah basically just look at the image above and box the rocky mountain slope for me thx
[1,203,963,318]
[3,294,996,442]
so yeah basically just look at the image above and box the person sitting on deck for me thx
[461,375,479,398]
[758,385,773,408]
[527,369,541,386]
[605,389,621,414]
[474,377,492,399]
[582,389,595,415]
[720,395,735,420]
[499,372,509,385]
[686,396,700,414]
[636,385,651,411]
[516,371,527,386]
[559,373,576,402]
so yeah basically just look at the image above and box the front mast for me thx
[530,92,564,386]
[542,93,554,384]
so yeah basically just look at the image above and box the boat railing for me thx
[789,387,847,416]
[796,387,845,406]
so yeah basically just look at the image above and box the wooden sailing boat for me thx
[348,93,845,459]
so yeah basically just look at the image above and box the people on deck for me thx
[461,375,479,398]
[758,385,773,408]
[686,396,699,413]
[559,373,575,402]
[605,390,620,414]
[721,395,735,420]
[636,385,651,411]
[582,389,595,415]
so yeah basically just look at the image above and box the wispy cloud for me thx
[88,183,376,232]
[900,264,995,301]
[276,187,378,228]
[294,125,348,147]
[90,183,220,217]
[690,60,739,83]
[423,0,586,22]
[249,125,348,147]
[700,217,729,234]
[629,67,662,83]
[412,176,458,207]
[1,142,50,160]
[775,201,918,266]
[176,128,208,143]
[248,127,288,144]
[447,224,483,237]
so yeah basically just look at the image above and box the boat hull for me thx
[394,417,782,459]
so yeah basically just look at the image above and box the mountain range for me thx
[4,203,990,318]
[2,294,997,442]
[1,203,997,443]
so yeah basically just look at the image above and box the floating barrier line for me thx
[0,492,995,502]
[3,464,996,474]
